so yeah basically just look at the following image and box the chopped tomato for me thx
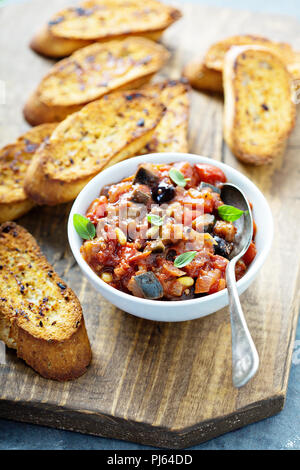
[80,238,106,265]
[181,202,214,218]
[158,277,185,298]
[173,161,198,187]
[182,197,204,206]
[211,255,228,273]
[113,244,138,280]
[161,261,186,278]
[118,244,138,261]
[114,260,135,281]
[183,252,210,278]
[86,196,107,224]
[195,164,226,185]
[243,241,257,266]
[209,277,226,295]
[202,190,215,213]
[168,279,185,297]
[128,250,151,264]
[108,181,132,203]
[195,269,221,294]
[81,239,118,270]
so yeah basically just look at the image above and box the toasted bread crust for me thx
[184,35,300,94]
[24,91,166,205]
[0,200,36,225]
[0,222,92,380]
[30,0,181,58]
[223,46,296,165]
[204,34,295,72]
[24,37,169,126]
[183,60,223,93]
[16,320,91,381]
[140,79,190,153]
[0,124,57,222]
[30,26,93,58]
[24,76,155,126]
[30,24,164,59]
[23,91,82,126]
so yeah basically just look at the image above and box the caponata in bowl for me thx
[74,161,257,301]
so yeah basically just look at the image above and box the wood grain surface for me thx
[0,0,299,449]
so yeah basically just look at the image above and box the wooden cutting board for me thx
[0,0,299,449]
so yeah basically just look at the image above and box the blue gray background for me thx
[0,0,299,451]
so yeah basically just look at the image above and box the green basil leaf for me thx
[174,251,197,268]
[169,168,187,187]
[218,205,245,222]
[73,214,96,240]
[147,214,164,226]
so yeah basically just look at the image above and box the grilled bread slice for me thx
[184,35,298,94]
[24,37,170,126]
[30,0,181,58]
[204,34,295,72]
[223,46,296,165]
[140,79,190,153]
[0,222,92,380]
[183,60,223,93]
[0,124,57,223]
[24,91,166,205]
[183,58,300,95]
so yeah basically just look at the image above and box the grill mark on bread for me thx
[24,91,166,205]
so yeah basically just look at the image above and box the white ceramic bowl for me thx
[68,153,273,322]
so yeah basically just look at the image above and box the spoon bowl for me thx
[221,183,254,261]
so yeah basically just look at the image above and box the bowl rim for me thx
[68,152,274,308]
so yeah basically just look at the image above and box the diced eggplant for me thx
[152,181,175,204]
[193,214,215,232]
[131,188,151,204]
[133,272,164,299]
[133,164,159,187]
[214,220,236,242]
[166,249,177,262]
[213,236,233,259]
[199,182,221,194]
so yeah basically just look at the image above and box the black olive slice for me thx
[152,182,175,204]
[213,236,233,258]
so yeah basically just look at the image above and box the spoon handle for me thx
[226,260,259,388]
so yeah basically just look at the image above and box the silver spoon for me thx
[220,183,259,388]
